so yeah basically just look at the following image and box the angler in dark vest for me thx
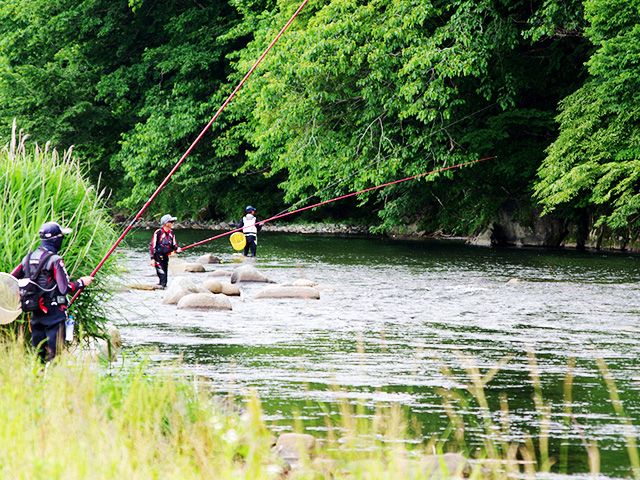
[237,205,263,257]
[149,214,182,288]
[11,222,94,363]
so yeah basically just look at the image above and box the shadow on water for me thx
[111,228,640,476]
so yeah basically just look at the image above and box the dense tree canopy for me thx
[1,0,638,239]
[218,0,588,231]
[535,0,640,234]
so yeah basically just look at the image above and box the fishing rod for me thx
[181,156,495,251]
[68,0,310,306]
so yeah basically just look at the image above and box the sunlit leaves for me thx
[221,0,586,230]
[535,0,640,231]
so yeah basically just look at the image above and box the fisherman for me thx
[150,214,182,288]
[11,222,94,363]
[237,206,263,257]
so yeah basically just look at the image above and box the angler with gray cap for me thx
[11,221,94,362]
[149,214,182,288]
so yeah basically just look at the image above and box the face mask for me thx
[41,235,64,253]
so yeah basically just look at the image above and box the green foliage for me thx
[535,0,640,232]
[0,0,250,218]
[0,121,119,338]
[218,0,589,232]
[1,0,623,236]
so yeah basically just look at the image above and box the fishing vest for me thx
[19,249,58,312]
[242,215,258,235]
[154,229,175,255]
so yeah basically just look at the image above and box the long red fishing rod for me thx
[181,156,495,251]
[69,0,309,305]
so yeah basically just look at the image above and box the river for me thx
[110,228,640,477]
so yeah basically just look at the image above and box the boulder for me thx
[73,323,123,363]
[275,433,316,468]
[127,283,155,291]
[254,286,320,300]
[468,200,567,248]
[209,270,231,277]
[105,323,123,350]
[177,293,232,310]
[230,264,272,283]
[163,276,208,305]
[196,254,221,264]
[203,278,222,294]
[220,283,241,296]
[184,263,206,273]
[168,256,188,274]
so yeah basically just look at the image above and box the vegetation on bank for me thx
[0,338,637,478]
[0,121,120,339]
[0,1,639,238]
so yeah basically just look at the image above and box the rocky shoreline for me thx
[124,220,375,236]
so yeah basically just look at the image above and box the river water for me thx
[110,229,640,477]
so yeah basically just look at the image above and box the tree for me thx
[535,0,640,234]
[0,0,255,218]
[218,0,588,231]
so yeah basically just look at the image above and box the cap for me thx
[245,205,256,213]
[160,214,177,225]
[39,222,72,239]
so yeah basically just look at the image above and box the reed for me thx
[0,338,638,479]
[0,120,120,340]
[434,349,640,479]
[0,341,452,480]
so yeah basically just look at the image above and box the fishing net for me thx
[0,273,22,324]
[230,232,246,251]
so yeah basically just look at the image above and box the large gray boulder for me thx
[220,283,241,296]
[254,286,320,299]
[203,278,223,293]
[71,322,123,363]
[196,254,221,264]
[230,264,272,283]
[184,263,206,273]
[163,277,208,305]
[168,257,188,274]
[177,293,232,310]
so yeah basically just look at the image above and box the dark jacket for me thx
[149,228,179,258]
[11,246,84,320]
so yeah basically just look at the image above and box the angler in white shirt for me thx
[238,206,263,257]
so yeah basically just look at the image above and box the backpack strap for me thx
[26,250,55,283]
[23,252,33,278]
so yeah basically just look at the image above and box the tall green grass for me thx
[0,339,638,479]
[0,341,445,480]
[0,120,120,339]
[434,349,640,480]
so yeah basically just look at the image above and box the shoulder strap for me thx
[23,252,33,278]
[30,250,55,281]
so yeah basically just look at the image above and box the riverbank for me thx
[116,219,464,239]
[0,339,477,479]
[117,216,640,251]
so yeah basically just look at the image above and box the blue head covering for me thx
[39,222,72,254]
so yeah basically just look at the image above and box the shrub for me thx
[0,120,119,339]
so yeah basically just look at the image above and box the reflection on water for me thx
[110,229,640,476]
